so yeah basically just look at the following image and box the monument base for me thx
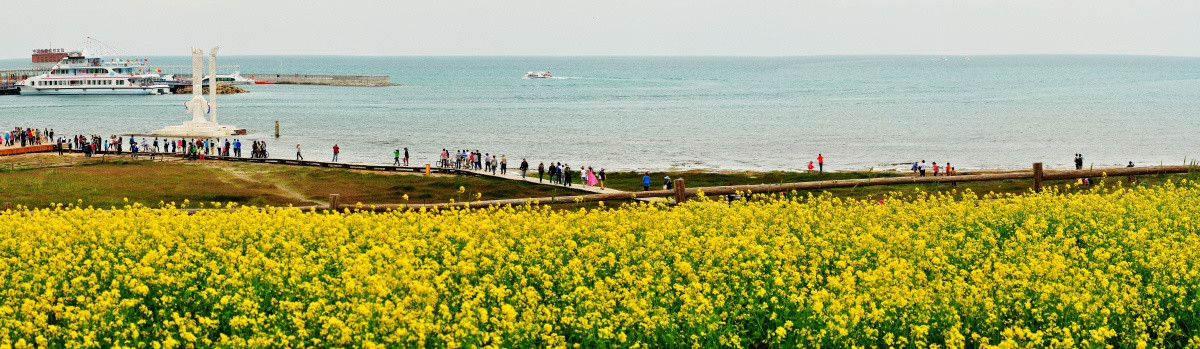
[149,120,239,138]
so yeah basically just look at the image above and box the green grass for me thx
[2,154,1197,209]
[0,155,588,208]
[239,163,588,205]
[605,169,1200,202]
[0,160,292,209]
[604,170,900,192]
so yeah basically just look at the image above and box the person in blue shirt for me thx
[642,172,651,191]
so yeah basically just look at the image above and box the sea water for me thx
[2,55,1198,171]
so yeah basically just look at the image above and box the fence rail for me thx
[2,147,1196,213]
[353,163,1200,211]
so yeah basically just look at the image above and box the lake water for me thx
[2,55,1199,171]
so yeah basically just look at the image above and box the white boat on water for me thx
[203,71,255,85]
[19,50,169,95]
[525,71,552,79]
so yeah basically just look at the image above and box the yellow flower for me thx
[0,180,1196,347]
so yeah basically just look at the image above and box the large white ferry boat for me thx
[19,50,169,95]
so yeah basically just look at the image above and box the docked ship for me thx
[18,50,170,95]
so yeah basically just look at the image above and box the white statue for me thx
[209,46,219,124]
[186,47,207,123]
[149,45,237,138]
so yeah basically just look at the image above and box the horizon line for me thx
[3,53,1200,60]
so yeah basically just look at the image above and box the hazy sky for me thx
[2,0,1198,58]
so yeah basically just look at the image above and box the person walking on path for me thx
[332,144,340,162]
[932,162,940,176]
[394,149,401,166]
[491,156,499,175]
[295,143,303,160]
[403,148,410,166]
[500,155,508,175]
[538,162,545,182]
[563,165,572,186]
[598,168,606,189]
[919,160,927,177]
[1075,154,1084,170]
[520,158,529,179]
[642,172,651,191]
[818,154,824,172]
[911,161,919,176]
[586,167,598,186]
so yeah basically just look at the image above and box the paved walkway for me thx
[0,142,49,150]
[0,144,55,156]
[463,167,628,195]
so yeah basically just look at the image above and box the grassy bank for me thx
[605,169,1200,201]
[0,154,587,208]
[603,170,899,192]
[2,154,1197,209]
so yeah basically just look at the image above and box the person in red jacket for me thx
[332,144,340,162]
[817,154,824,172]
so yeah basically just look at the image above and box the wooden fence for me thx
[3,147,1197,213]
[346,163,1199,211]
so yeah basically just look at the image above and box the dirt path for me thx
[202,162,327,206]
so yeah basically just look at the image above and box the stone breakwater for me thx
[250,74,391,87]
[172,74,391,87]
[174,83,247,95]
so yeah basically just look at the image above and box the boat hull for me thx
[18,85,170,95]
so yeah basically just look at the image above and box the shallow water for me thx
[2,55,1199,171]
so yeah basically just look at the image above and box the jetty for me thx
[0,67,391,96]
[170,73,390,87]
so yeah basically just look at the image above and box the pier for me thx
[0,66,392,95]
[171,73,391,87]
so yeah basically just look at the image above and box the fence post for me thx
[329,194,341,211]
[1033,162,1044,192]
[674,179,687,204]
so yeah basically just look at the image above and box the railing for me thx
[4,147,1196,213]
[356,162,1200,211]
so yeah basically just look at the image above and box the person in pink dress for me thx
[586,167,599,186]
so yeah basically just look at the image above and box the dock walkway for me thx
[1,146,627,195]
[467,168,626,195]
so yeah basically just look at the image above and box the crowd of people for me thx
[435,148,609,189]
[38,132,269,161]
[4,127,52,148]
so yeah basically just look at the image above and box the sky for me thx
[2,0,1198,59]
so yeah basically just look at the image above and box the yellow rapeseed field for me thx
[1,182,1199,348]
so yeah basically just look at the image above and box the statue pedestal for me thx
[148,46,237,139]
[150,120,238,138]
